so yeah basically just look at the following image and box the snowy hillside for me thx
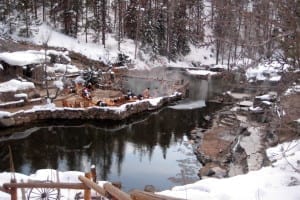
[19,23,217,71]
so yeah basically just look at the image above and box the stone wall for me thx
[0,94,182,128]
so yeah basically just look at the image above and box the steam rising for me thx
[123,68,186,97]
[169,100,206,110]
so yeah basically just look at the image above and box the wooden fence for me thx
[2,170,183,200]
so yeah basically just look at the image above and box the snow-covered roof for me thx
[0,79,35,92]
[0,50,49,66]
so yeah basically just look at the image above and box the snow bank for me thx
[0,111,11,118]
[186,69,218,76]
[102,97,165,114]
[53,63,79,73]
[266,140,300,162]
[249,106,263,113]
[148,97,163,106]
[31,102,57,111]
[255,93,276,101]
[14,93,28,99]
[246,61,290,82]
[0,79,35,92]
[285,84,300,95]
[158,140,300,200]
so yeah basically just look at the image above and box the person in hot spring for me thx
[143,87,150,98]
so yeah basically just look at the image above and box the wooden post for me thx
[78,175,106,197]
[83,173,91,200]
[90,165,97,183]
[10,179,17,200]
[56,170,61,199]
[20,180,26,200]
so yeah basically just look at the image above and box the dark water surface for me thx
[0,76,226,191]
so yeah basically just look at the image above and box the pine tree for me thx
[124,0,138,40]
[156,5,167,56]
[140,1,156,54]
[17,0,32,37]
[276,0,300,69]
[168,0,190,60]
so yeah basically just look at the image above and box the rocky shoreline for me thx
[190,86,299,180]
[189,107,268,179]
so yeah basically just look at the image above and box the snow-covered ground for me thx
[246,61,291,83]
[158,140,300,200]
[20,23,217,70]
[0,140,299,200]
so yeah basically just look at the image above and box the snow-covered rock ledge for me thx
[0,94,182,128]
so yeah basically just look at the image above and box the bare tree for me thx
[41,30,62,102]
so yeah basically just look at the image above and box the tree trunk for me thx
[101,0,106,47]
[85,0,88,43]
[118,0,122,51]
[42,0,45,22]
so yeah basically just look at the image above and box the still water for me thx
[0,76,226,192]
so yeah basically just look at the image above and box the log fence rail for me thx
[2,169,183,200]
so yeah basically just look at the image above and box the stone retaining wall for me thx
[0,94,182,128]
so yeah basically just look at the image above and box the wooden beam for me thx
[10,179,17,200]
[78,175,106,197]
[3,182,88,190]
[0,186,10,194]
[103,183,132,200]
[130,189,184,200]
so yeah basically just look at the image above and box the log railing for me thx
[2,169,184,200]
